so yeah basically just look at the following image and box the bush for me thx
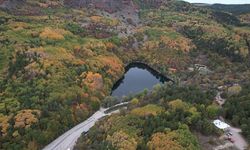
[227,84,242,96]
[131,98,139,105]
[65,23,85,36]
[40,27,65,40]
[101,96,119,108]
[26,38,42,48]
[109,36,121,46]
[90,100,100,111]
[206,104,220,119]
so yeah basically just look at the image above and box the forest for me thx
[74,84,221,150]
[223,83,250,142]
[0,0,250,149]
[208,4,250,15]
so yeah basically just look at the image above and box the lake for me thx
[111,62,171,97]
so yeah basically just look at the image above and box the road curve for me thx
[43,102,129,150]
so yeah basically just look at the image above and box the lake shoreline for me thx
[111,61,174,97]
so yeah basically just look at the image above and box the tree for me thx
[0,114,11,136]
[227,85,242,96]
[102,96,118,108]
[168,99,189,111]
[131,98,139,105]
[107,130,137,150]
[0,98,20,113]
[131,104,164,117]
[201,119,216,135]
[14,109,41,129]
[39,27,65,40]
[206,104,220,119]
[65,23,85,36]
[90,97,100,111]
[81,72,103,91]
[147,132,183,150]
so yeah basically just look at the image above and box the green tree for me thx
[206,104,220,119]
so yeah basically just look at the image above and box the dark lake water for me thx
[111,63,171,97]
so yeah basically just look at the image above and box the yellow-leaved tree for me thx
[107,130,137,150]
[147,132,183,150]
[14,109,41,129]
[0,114,11,136]
[81,72,103,91]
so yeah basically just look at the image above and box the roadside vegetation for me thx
[74,84,221,150]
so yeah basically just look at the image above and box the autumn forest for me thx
[0,0,250,150]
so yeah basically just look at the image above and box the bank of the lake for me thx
[44,62,172,150]
[111,62,172,97]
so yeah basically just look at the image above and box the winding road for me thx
[43,89,249,150]
[43,102,129,150]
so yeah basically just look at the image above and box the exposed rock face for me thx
[64,0,135,13]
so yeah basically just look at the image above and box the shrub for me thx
[40,27,65,40]
[131,104,164,117]
[227,84,242,96]
[101,96,119,108]
[65,23,85,36]
[109,36,122,46]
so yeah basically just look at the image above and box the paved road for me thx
[43,102,128,150]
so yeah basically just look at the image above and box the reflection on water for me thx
[111,63,170,97]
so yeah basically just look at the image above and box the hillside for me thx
[208,4,250,15]
[0,0,250,149]
[74,85,220,150]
